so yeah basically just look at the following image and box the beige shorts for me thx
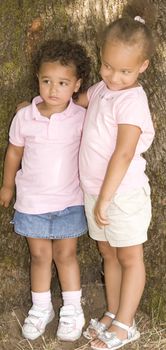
[84,184,152,247]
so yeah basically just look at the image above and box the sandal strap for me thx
[105,311,115,319]
[112,319,130,331]
[90,318,107,332]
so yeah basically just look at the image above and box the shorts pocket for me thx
[112,186,150,215]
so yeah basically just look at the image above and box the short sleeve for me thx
[87,81,104,101]
[9,112,25,146]
[115,91,151,132]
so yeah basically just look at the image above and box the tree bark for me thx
[0,0,165,320]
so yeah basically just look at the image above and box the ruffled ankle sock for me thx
[31,290,52,310]
[62,289,82,309]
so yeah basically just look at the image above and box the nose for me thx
[100,66,119,83]
[109,71,119,83]
[50,83,58,93]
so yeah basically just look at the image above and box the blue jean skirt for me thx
[13,205,87,239]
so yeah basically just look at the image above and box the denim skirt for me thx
[13,205,87,239]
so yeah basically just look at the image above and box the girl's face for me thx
[38,61,81,113]
[100,40,149,91]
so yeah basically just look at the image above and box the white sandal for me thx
[91,319,140,349]
[83,311,115,340]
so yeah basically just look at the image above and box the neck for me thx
[37,101,70,118]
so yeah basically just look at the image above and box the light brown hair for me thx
[101,0,157,60]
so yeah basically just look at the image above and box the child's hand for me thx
[94,197,110,227]
[0,186,14,208]
[16,101,30,113]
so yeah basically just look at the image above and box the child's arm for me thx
[75,91,89,108]
[94,124,141,227]
[0,143,24,207]
[16,92,89,110]
[16,101,30,112]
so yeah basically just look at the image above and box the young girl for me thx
[0,39,91,342]
[78,1,156,349]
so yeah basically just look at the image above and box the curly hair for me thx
[33,39,91,99]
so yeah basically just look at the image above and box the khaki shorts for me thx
[84,184,152,247]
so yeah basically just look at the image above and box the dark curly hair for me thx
[33,39,91,100]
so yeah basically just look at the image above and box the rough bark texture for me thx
[0,0,165,321]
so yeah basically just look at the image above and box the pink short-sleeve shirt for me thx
[10,96,86,214]
[79,81,155,194]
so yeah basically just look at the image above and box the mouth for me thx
[107,82,120,90]
[49,96,59,100]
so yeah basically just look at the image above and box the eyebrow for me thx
[41,75,71,81]
[102,60,132,71]
[102,59,111,66]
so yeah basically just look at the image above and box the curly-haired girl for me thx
[0,39,91,342]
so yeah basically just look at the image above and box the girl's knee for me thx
[117,245,144,267]
[27,238,52,264]
[98,241,117,261]
[53,246,77,265]
[30,247,52,265]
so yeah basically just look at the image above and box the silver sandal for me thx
[91,319,140,349]
[83,311,115,340]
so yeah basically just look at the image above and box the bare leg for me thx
[54,238,85,341]
[52,237,80,291]
[91,244,145,348]
[87,241,122,337]
[111,244,145,338]
[98,241,122,316]
[27,237,53,292]
[22,239,54,340]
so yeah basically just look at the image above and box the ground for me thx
[0,282,165,350]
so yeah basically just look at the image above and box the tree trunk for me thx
[0,0,165,320]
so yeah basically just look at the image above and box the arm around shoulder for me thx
[75,91,89,108]
[16,100,30,113]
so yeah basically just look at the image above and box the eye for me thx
[121,70,130,75]
[60,81,68,86]
[103,63,111,70]
[42,79,51,84]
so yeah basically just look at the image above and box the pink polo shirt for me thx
[9,96,85,214]
[79,81,155,195]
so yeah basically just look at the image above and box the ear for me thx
[139,59,149,73]
[74,78,82,92]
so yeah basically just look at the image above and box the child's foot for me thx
[56,304,85,341]
[22,304,55,340]
[90,319,140,349]
[83,311,115,340]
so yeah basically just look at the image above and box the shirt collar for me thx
[31,96,74,121]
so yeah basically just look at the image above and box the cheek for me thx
[100,67,107,78]
[39,84,47,91]
[123,74,135,82]
[99,64,105,74]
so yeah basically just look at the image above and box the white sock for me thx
[62,289,82,308]
[31,290,52,310]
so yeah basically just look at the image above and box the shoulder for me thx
[115,87,153,130]
[13,96,40,122]
[115,87,150,113]
[72,101,86,113]
[87,81,105,100]
[70,100,86,118]
[118,86,148,102]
